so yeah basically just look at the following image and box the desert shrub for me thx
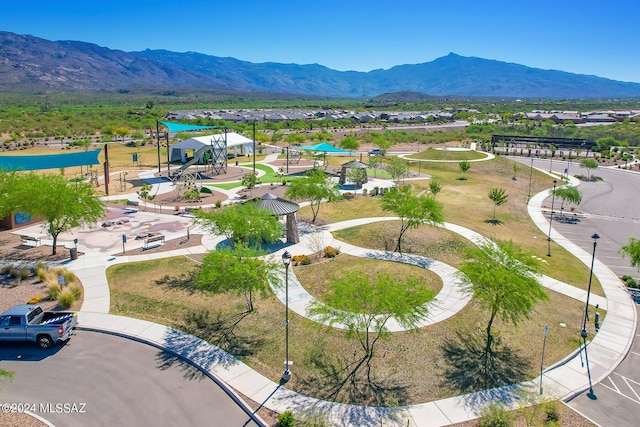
[17,267,31,280]
[292,255,312,266]
[277,411,295,427]
[47,283,62,300]
[479,403,513,427]
[37,267,48,282]
[68,284,83,300]
[323,246,339,258]
[201,186,212,194]
[214,200,222,208]
[544,402,560,423]
[62,270,77,284]
[28,295,42,304]
[622,275,639,288]
[1,265,15,275]
[57,288,77,309]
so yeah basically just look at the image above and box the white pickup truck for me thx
[0,304,78,349]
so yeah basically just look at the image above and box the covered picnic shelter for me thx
[338,159,369,185]
[252,193,300,244]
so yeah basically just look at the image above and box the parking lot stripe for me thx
[607,377,621,394]
[621,377,640,402]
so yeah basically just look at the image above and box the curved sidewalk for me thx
[66,190,635,426]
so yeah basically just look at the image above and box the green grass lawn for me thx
[406,147,489,161]
[108,253,590,406]
[106,154,607,407]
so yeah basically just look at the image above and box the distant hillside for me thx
[2,31,640,98]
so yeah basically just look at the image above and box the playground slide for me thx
[175,145,212,174]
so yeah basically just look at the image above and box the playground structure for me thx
[172,131,228,178]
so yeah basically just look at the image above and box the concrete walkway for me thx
[63,199,634,426]
[16,153,635,426]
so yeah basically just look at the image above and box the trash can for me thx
[69,247,78,260]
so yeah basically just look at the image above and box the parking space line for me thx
[623,377,640,402]
[632,351,640,357]
[614,372,640,386]
[608,377,621,394]
[600,382,640,405]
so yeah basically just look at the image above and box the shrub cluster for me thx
[38,265,83,309]
[622,275,639,288]
[323,246,339,258]
[292,254,312,266]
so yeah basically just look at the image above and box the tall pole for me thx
[581,233,599,396]
[166,133,170,177]
[103,143,110,196]
[547,180,557,257]
[282,251,292,382]
[252,120,256,173]
[582,234,600,332]
[540,324,549,395]
[156,121,161,173]
[527,156,534,203]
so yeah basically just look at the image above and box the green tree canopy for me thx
[488,188,509,221]
[195,243,277,312]
[553,186,582,214]
[307,270,435,399]
[193,202,283,248]
[339,135,359,150]
[429,179,442,198]
[580,159,598,180]
[459,160,471,179]
[380,185,444,253]
[0,170,21,218]
[346,168,367,190]
[240,172,261,198]
[17,173,105,255]
[621,238,640,270]
[285,168,341,223]
[384,157,409,186]
[458,239,547,383]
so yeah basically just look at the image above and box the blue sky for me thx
[3,0,640,83]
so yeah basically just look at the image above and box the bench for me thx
[19,235,41,247]
[143,234,165,250]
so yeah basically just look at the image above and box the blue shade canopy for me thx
[294,142,352,153]
[0,150,102,171]
[159,121,216,133]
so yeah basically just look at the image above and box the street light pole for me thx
[527,156,534,203]
[547,180,557,257]
[582,234,600,332]
[581,233,600,396]
[281,251,292,382]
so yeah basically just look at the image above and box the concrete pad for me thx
[432,396,480,424]
[137,322,172,344]
[407,402,453,427]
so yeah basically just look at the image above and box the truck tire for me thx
[37,335,53,349]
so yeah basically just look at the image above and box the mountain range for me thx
[2,30,640,99]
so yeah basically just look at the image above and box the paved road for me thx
[0,331,260,427]
[519,157,640,426]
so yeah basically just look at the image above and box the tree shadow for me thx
[155,351,207,381]
[484,219,503,225]
[440,330,530,408]
[182,308,261,358]
[155,270,199,294]
[298,341,409,407]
